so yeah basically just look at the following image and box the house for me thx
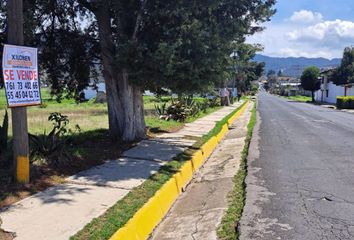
[314,69,354,104]
[270,77,307,96]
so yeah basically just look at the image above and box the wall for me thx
[315,82,354,104]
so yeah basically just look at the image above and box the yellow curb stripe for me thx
[191,150,203,171]
[227,101,249,126]
[156,178,180,215]
[109,100,250,240]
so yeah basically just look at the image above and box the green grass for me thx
[71,101,247,240]
[285,95,311,102]
[1,89,223,135]
[0,88,108,135]
[217,101,257,240]
[145,116,183,133]
[143,96,170,110]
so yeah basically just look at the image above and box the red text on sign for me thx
[4,70,14,80]
[16,70,37,80]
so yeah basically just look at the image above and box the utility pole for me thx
[7,0,30,183]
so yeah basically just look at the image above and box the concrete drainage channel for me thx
[109,102,251,240]
[150,102,254,240]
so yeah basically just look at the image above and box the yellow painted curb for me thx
[227,101,249,126]
[191,150,203,171]
[109,101,251,240]
[216,124,228,143]
[180,160,194,186]
[110,225,138,240]
[156,178,180,215]
[201,136,218,159]
[135,196,164,239]
[173,171,184,193]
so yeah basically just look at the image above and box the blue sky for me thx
[247,0,354,59]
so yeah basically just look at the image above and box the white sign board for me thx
[2,44,41,107]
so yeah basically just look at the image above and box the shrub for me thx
[336,96,354,109]
[165,101,189,122]
[154,102,167,116]
[209,97,221,107]
[29,112,80,167]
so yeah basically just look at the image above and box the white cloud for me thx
[247,10,354,59]
[290,10,323,24]
[287,19,354,43]
[247,21,344,59]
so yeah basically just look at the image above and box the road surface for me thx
[240,92,354,240]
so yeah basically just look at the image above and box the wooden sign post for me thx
[6,0,30,183]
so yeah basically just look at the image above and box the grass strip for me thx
[217,101,257,240]
[71,101,248,240]
[280,95,311,102]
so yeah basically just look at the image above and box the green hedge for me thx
[337,96,354,109]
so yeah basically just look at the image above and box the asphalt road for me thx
[240,92,354,240]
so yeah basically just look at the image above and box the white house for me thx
[315,70,354,104]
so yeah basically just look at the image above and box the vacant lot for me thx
[0,88,221,209]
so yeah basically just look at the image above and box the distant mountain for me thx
[254,54,341,77]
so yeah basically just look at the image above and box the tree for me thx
[301,66,320,102]
[1,0,276,141]
[330,47,354,86]
[235,44,265,92]
[277,69,283,77]
[267,69,276,77]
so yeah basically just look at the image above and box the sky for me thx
[247,0,354,59]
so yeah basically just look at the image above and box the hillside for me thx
[254,54,341,77]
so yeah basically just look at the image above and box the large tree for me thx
[301,66,320,102]
[330,47,354,86]
[1,0,276,141]
[232,43,265,92]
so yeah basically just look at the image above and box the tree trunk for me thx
[311,91,315,102]
[95,4,146,141]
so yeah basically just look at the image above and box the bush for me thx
[336,96,354,109]
[154,102,167,116]
[164,101,190,122]
[29,112,81,167]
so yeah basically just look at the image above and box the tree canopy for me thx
[0,0,276,141]
[330,47,354,86]
[232,43,265,91]
[301,66,320,102]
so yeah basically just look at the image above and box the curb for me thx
[110,101,250,240]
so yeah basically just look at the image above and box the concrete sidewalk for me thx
[150,102,253,240]
[0,101,244,240]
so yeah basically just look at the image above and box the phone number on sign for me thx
[5,81,39,90]
[7,90,40,100]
